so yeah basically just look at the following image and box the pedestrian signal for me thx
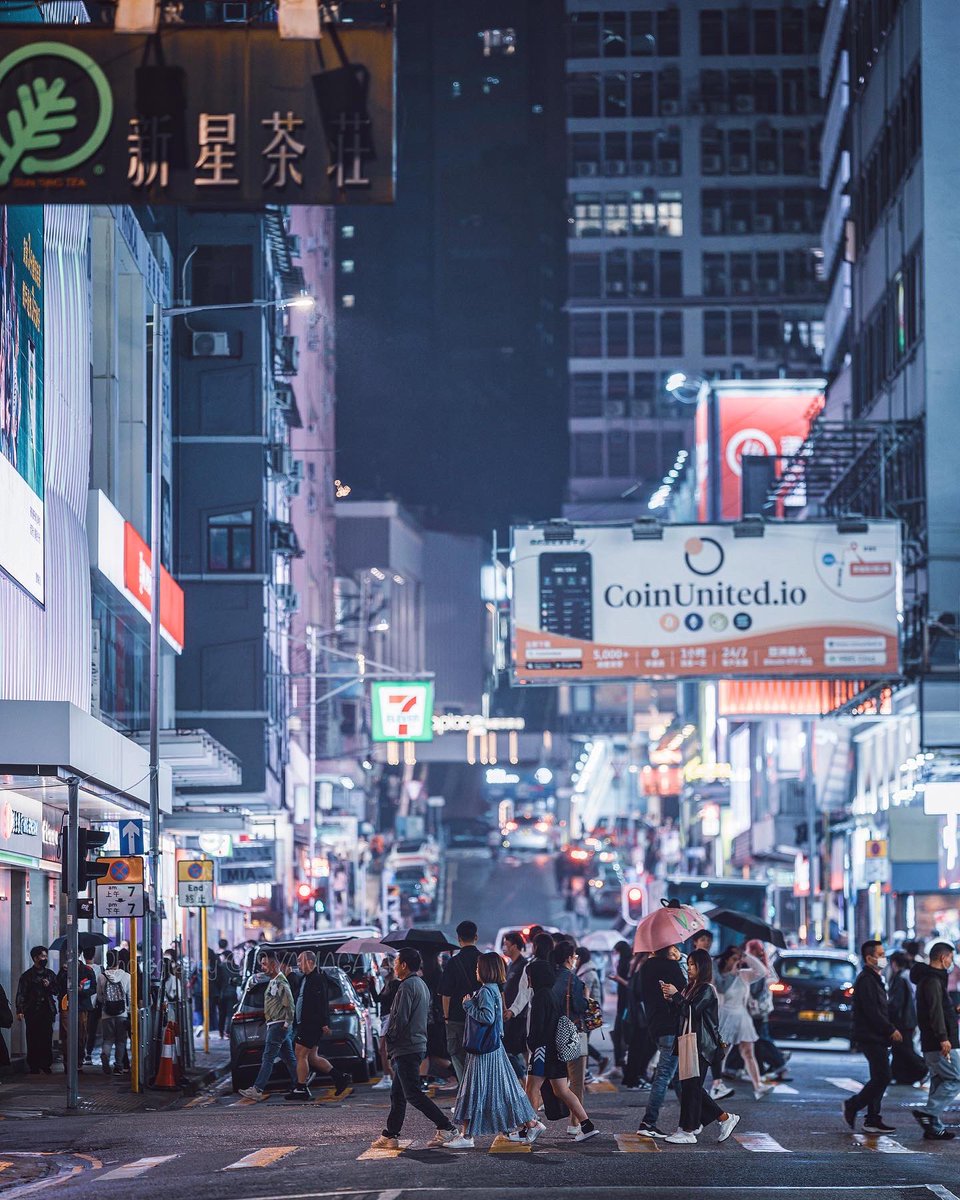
[622,883,645,924]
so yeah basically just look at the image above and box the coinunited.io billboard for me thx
[511,522,900,683]
[0,205,43,602]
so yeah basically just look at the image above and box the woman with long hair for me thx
[453,952,542,1147]
[660,949,740,1144]
[716,946,774,1100]
[621,951,655,1089]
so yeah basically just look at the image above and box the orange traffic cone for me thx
[154,1021,180,1089]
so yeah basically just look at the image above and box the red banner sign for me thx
[123,522,184,651]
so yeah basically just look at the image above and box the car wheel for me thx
[351,1056,372,1083]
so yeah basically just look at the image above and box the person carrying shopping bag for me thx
[660,949,740,1145]
[452,952,542,1147]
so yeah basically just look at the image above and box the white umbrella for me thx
[580,929,625,951]
[336,937,396,955]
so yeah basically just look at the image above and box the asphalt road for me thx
[443,848,576,942]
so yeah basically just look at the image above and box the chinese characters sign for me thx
[371,682,435,743]
[177,858,215,907]
[0,28,394,206]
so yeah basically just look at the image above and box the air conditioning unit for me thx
[607,281,626,295]
[733,278,752,294]
[630,400,654,418]
[729,154,750,172]
[660,159,680,175]
[701,154,723,173]
[754,215,775,233]
[288,234,302,258]
[604,399,626,417]
[660,100,680,116]
[632,160,653,176]
[734,95,755,113]
[277,334,299,375]
[575,161,599,177]
[730,219,749,233]
[276,582,301,613]
[289,459,304,482]
[759,277,779,293]
[783,219,804,233]
[757,159,777,174]
[703,210,724,234]
[606,160,628,176]
[191,330,231,358]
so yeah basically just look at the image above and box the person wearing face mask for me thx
[843,940,901,1135]
[911,941,960,1141]
[15,946,58,1074]
[636,943,686,1138]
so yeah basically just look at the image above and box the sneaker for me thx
[333,1070,352,1096]
[924,1126,956,1141]
[371,1134,399,1150]
[710,1082,734,1102]
[523,1121,545,1144]
[443,1134,474,1149]
[780,1049,793,1063]
[912,1079,930,1090]
[574,1120,599,1142]
[862,1118,896,1134]
[371,1076,393,1090]
[753,1083,774,1100]
[285,1085,312,1102]
[665,1129,697,1144]
[911,1109,934,1130]
[239,1086,265,1100]
[622,1084,644,1091]
[304,1071,317,1088]
[566,1124,581,1136]
[717,1112,741,1143]
[842,1100,856,1130]
[113,1066,124,1076]
[584,1072,596,1085]
[636,1120,668,1139]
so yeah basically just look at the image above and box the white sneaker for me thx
[665,1129,697,1144]
[371,1076,393,1090]
[443,1134,474,1149]
[717,1112,741,1143]
[754,1084,774,1100]
[524,1122,545,1144]
[566,1124,580,1136]
[238,1086,264,1099]
[710,1082,734,1101]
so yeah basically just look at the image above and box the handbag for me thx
[463,987,500,1055]
[583,995,603,1032]
[677,1001,700,1081]
[556,975,582,1063]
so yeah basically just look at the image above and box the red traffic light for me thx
[296,882,313,901]
[627,886,643,902]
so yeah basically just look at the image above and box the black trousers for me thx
[86,1007,100,1056]
[680,1058,724,1132]
[24,1011,55,1071]
[622,1026,656,1086]
[385,1052,456,1137]
[850,1043,891,1119]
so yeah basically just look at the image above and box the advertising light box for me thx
[511,521,901,683]
[371,681,434,743]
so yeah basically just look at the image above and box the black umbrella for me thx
[383,928,458,953]
[49,932,111,953]
[705,909,787,950]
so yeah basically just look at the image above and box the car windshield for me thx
[396,840,426,853]
[394,866,431,880]
[778,957,855,984]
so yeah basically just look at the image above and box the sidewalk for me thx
[0,1037,231,1118]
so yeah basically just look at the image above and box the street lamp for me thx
[142,289,315,1082]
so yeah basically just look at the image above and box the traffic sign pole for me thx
[66,776,80,1112]
[130,918,140,1093]
[201,905,210,1055]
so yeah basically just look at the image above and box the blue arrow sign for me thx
[119,819,145,856]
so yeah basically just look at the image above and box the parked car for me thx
[767,950,857,1045]
[586,862,625,916]
[501,815,552,853]
[385,837,440,871]
[241,928,385,1005]
[229,965,378,1092]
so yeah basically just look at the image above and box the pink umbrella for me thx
[633,900,707,953]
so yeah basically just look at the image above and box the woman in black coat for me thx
[660,949,739,1144]
[887,951,927,1085]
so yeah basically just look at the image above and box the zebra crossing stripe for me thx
[772,1083,799,1095]
[587,1080,618,1094]
[852,1134,916,1154]
[614,1134,660,1153]
[735,1132,790,1153]
[222,1147,298,1170]
[357,1140,412,1160]
[489,1135,531,1153]
[100,1156,179,1180]
[824,1077,864,1094]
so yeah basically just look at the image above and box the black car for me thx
[768,950,857,1045]
[229,966,378,1092]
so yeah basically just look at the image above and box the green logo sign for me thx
[0,42,113,186]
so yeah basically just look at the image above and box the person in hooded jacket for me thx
[911,942,960,1141]
[576,946,609,1078]
[887,951,927,1086]
[97,951,131,1075]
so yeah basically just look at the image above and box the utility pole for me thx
[66,776,80,1111]
[307,623,318,932]
[804,719,819,945]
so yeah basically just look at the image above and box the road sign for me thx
[864,838,890,884]
[77,898,94,919]
[118,819,145,856]
[177,858,215,907]
[96,856,145,918]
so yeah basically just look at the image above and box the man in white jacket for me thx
[97,951,131,1075]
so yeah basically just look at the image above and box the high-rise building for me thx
[564,0,828,519]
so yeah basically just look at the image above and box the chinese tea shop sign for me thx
[0,27,394,206]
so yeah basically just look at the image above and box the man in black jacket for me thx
[286,950,351,1101]
[843,939,901,1135]
[440,919,482,1084]
[911,942,960,1140]
[15,947,58,1073]
[636,944,685,1138]
[501,930,528,1079]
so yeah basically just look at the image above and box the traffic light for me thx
[296,881,327,921]
[621,883,645,925]
[60,828,111,893]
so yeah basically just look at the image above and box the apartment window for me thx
[570,373,603,417]
[657,131,681,175]
[731,310,754,355]
[604,72,628,117]
[606,311,629,356]
[855,67,922,251]
[633,311,656,357]
[757,309,781,358]
[728,129,752,174]
[607,430,631,477]
[601,12,626,56]
[701,129,724,175]
[730,252,752,295]
[605,249,628,297]
[727,8,750,53]
[704,311,727,355]
[656,8,680,56]
[570,132,601,177]
[754,9,777,55]
[572,196,603,238]
[606,130,629,174]
[658,67,680,114]
[781,8,804,54]
[633,372,656,405]
[658,191,683,237]
[570,312,602,356]
[568,72,600,117]
[569,253,602,298]
[630,71,653,117]
[605,196,630,237]
[782,128,806,174]
[703,253,726,297]
[630,192,656,236]
[659,251,682,297]
[660,311,683,357]
[631,250,655,297]
[573,433,603,477]
[634,432,659,480]
[341,259,355,273]
[757,252,780,294]
[608,372,630,401]
[567,12,599,56]
[628,130,652,174]
[699,9,723,55]
[191,245,254,306]
[341,225,355,238]
[756,128,778,173]
[207,510,254,571]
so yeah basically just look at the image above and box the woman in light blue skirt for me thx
[453,952,542,1146]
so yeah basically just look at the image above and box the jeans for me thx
[923,1048,960,1123]
[254,1022,298,1092]
[850,1043,891,1119]
[100,1015,129,1068]
[385,1052,456,1137]
[679,1058,724,1133]
[446,1020,466,1084]
[643,1034,680,1126]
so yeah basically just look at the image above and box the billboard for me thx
[371,681,435,743]
[695,382,823,521]
[511,521,900,683]
[0,205,43,602]
[0,27,394,206]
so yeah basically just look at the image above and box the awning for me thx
[128,728,242,790]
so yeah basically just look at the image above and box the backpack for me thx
[104,977,126,1017]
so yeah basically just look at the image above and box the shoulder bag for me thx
[463,986,500,1055]
[677,999,700,1081]
[556,974,582,1063]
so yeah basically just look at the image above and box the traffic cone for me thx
[154,1021,180,1089]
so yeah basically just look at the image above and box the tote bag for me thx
[677,1002,700,1081]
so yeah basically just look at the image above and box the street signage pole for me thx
[66,776,79,1111]
[201,906,210,1054]
[130,922,140,1092]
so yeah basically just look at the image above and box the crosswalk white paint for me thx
[771,1083,799,1095]
[100,1156,179,1181]
[735,1131,790,1153]
[223,1147,297,1170]
[823,1077,864,1093]
[852,1134,916,1154]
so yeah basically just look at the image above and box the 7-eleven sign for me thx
[371,681,435,742]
